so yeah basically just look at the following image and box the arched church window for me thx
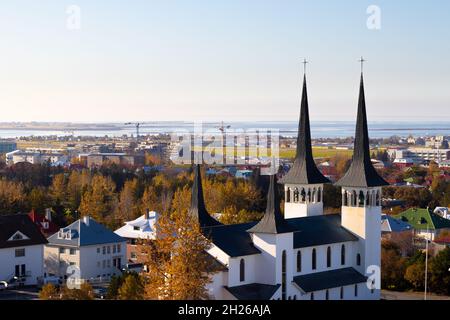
[317,187,322,202]
[293,188,299,203]
[312,248,317,270]
[282,250,287,300]
[340,287,344,299]
[366,192,370,206]
[341,245,345,265]
[240,259,245,282]
[343,191,348,206]
[354,284,358,297]
[356,254,361,266]
[352,191,357,207]
[307,189,311,203]
[326,246,331,268]
[301,188,306,202]
[312,188,316,203]
[297,251,302,272]
[376,190,380,206]
[286,187,291,203]
[325,290,329,300]
[358,191,365,207]
[310,292,314,300]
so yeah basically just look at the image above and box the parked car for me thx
[93,287,108,300]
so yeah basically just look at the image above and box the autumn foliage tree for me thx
[142,211,213,300]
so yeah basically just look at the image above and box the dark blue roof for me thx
[202,214,357,257]
[225,283,280,300]
[47,217,125,247]
[293,267,367,293]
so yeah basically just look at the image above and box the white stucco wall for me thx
[0,244,44,285]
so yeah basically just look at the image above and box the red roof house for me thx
[28,209,59,237]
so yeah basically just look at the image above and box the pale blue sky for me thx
[0,0,449,122]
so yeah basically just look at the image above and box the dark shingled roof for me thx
[202,222,261,257]
[247,175,297,234]
[224,283,280,300]
[0,214,48,249]
[189,165,222,228]
[293,267,367,293]
[280,75,330,185]
[336,74,389,188]
[203,214,356,257]
[289,214,358,248]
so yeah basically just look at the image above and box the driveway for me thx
[382,290,450,300]
[0,287,39,300]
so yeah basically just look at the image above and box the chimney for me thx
[45,208,52,222]
[83,216,90,226]
[145,209,150,220]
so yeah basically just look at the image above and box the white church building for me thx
[191,71,388,300]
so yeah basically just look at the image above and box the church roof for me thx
[247,175,297,234]
[224,283,280,300]
[293,267,367,293]
[290,214,358,248]
[335,74,388,188]
[189,165,222,228]
[202,214,357,257]
[279,75,330,185]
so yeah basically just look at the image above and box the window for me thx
[117,244,121,253]
[131,252,137,260]
[102,260,106,268]
[69,248,76,255]
[102,246,106,254]
[97,261,101,268]
[356,254,361,266]
[296,251,302,272]
[59,247,65,254]
[15,248,25,257]
[239,259,245,282]
[326,246,331,268]
[340,287,344,299]
[358,191,365,207]
[113,245,116,254]
[107,246,111,254]
[12,233,23,240]
[354,284,358,297]
[281,251,287,300]
[107,260,111,268]
[133,226,140,231]
[325,290,329,300]
[310,292,314,300]
[341,245,346,265]
[69,262,76,266]
[317,188,322,202]
[97,247,100,254]
[286,188,291,202]
[312,248,316,270]
[293,188,299,202]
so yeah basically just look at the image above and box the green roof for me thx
[394,208,450,230]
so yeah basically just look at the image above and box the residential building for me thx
[389,148,450,164]
[78,153,144,168]
[114,210,159,263]
[44,216,126,282]
[393,208,450,241]
[194,72,387,300]
[28,209,59,237]
[6,150,68,165]
[0,214,47,286]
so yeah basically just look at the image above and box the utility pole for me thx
[424,224,429,300]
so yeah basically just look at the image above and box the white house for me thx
[115,210,159,263]
[44,216,127,282]
[194,72,387,300]
[0,214,47,286]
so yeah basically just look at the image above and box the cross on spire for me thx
[358,56,366,73]
[302,58,308,75]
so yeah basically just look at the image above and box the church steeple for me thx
[189,164,222,227]
[279,72,329,185]
[248,175,295,234]
[335,73,388,188]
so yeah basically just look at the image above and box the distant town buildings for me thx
[78,153,144,168]
[0,140,17,154]
[6,150,69,166]
[388,147,450,164]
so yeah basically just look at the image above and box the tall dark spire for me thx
[280,72,330,185]
[336,73,388,188]
[189,165,222,227]
[248,175,295,234]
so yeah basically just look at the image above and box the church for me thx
[191,69,389,300]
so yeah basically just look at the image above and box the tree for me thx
[118,274,144,300]
[39,283,59,300]
[429,247,450,295]
[115,179,140,222]
[50,173,67,206]
[60,283,94,300]
[404,260,425,290]
[142,211,213,300]
[381,240,408,290]
[79,174,117,223]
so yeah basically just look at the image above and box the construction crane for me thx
[124,122,145,143]
[217,121,231,132]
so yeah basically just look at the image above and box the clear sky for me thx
[0,0,449,122]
